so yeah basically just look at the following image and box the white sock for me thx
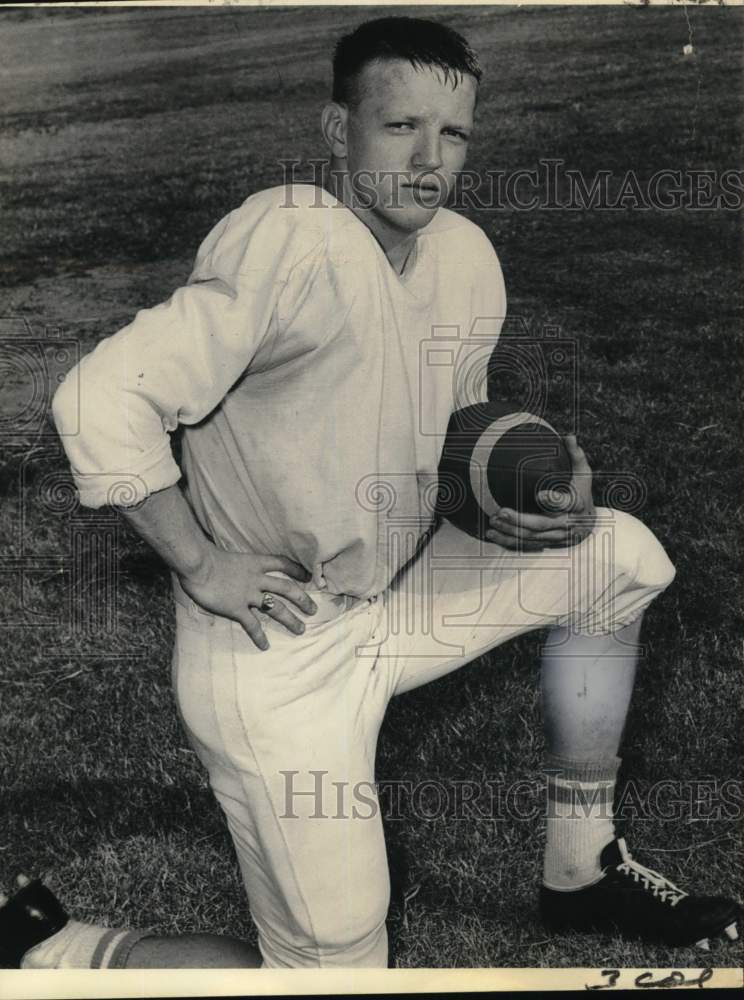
[21,919,147,969]
[543,754,620,891]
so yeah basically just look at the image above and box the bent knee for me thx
[595,508,676,592]
[259,890,389,968]
[315,910,389,967]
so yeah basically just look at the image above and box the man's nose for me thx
[412,132,443,171]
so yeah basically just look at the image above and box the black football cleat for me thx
[0,878,69,968]
[540,838,741,949]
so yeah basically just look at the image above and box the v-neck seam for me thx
[301,183,432,301]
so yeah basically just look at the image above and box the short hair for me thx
[332,16,482,107]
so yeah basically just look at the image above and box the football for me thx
[436,401,572,540]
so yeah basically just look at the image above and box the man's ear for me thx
[321,102,349,159]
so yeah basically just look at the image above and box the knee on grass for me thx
[259,899,389,968]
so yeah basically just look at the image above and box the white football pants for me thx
[171,508,675,967]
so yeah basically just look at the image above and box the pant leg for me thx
[366,507,675,696]
[170,582,391,968]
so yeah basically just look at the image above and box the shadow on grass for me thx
[3,778,226,862]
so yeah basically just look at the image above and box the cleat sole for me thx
[0,879,68,968]
[695,938,710,950]
[724,922,739,942]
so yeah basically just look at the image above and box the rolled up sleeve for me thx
[52,193,314,508]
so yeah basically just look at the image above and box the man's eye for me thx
[445,129,469,141]
[387,122,414,131]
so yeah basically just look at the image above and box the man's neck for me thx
[381,232,417,277]
[324,165,418,276]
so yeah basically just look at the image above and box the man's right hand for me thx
[178,547,317,651]
[118,483,317,651]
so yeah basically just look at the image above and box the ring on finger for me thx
[260,592,275,612]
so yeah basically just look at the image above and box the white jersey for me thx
[53,184,507,597]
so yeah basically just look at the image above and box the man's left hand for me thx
[485,435,596,552]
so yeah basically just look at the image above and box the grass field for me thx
[1,3,743,975]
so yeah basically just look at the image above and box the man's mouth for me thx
[402,181,441,195]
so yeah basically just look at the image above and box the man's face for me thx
[341,58,477,236]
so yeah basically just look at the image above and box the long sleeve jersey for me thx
[52,184,507,598]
